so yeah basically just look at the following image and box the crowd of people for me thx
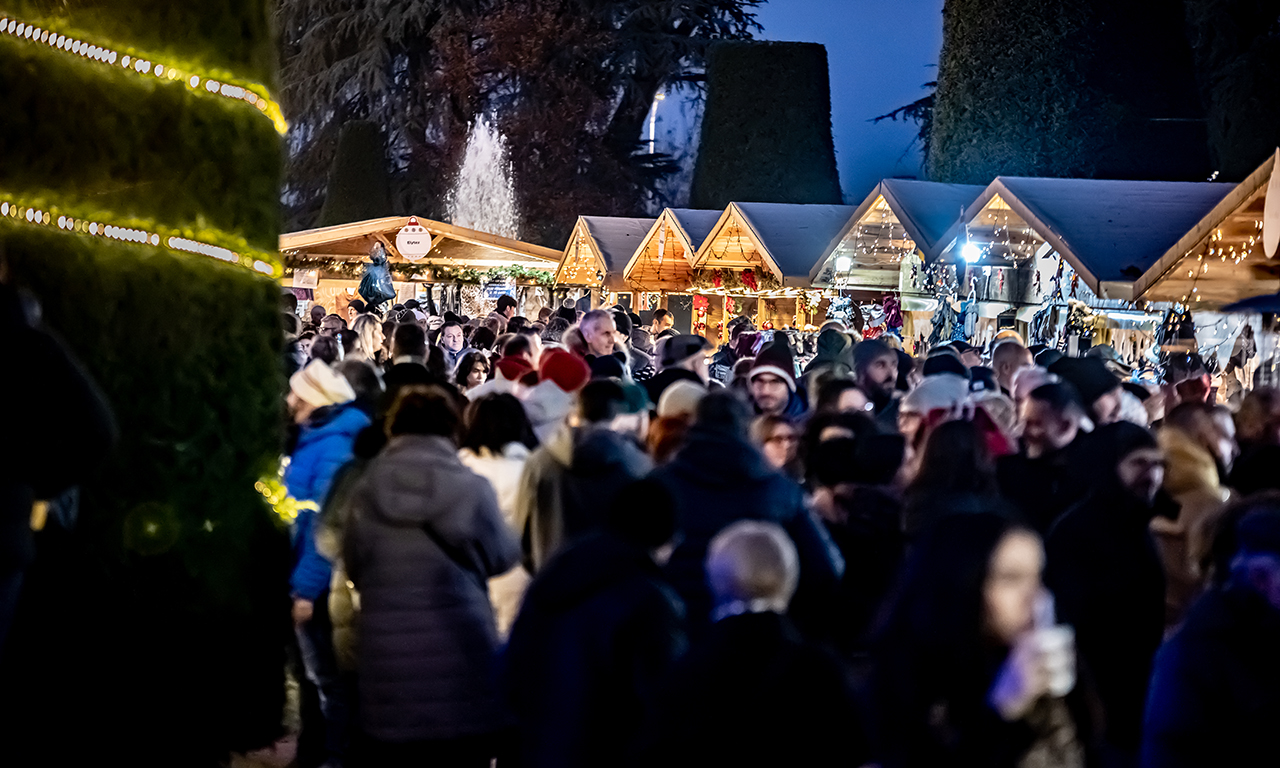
[278,291,1280,768]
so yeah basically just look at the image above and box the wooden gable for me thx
[554,218,606,287]
[622,211,698,290]
[1132,153,1279,307]
[691,204,784,281]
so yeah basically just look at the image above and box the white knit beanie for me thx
[290,359,356,408]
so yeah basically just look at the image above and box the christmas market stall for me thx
[1131,152,1280,396]
[926,176,1234,367]
[687,202,854,343]
[620,208,722,322]
[809,179,984,347]
[279,215,561,317]
[553,215,657,311]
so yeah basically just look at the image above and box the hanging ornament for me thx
[883,295,903,329]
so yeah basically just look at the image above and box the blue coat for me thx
[286,402,371,600]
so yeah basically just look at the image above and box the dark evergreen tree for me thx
[928,0,1208,183]
[690,41,843,208]
[1185,0,1280,179]
[319,120,394,226]
[278,0,762,242]
[0,0,288,762]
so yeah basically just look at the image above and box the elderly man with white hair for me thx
[640,520,869,767]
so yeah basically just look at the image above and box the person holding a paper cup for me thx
[871,512,1093,768]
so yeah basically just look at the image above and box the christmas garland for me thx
[283,254,554,286]
[690,266,781,293]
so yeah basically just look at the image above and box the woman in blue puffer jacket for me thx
[285,358,372,768]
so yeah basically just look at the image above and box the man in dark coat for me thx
[638,520,867,768]
[998,382,1090,534]
[503,479,685,768]
[808,436,906,656]
[0,283,116,650]
[1141,499,1280,768]
[650,391,842,632]
[1046,422,1167,764]
[853,339,900,432]
[708,316,753,384]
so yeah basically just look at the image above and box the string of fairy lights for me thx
[0,12,286,276]
[0,195,278,275]
[0,13,287,134]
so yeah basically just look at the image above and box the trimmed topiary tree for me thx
[0,1,289,763]
[929,0,1208,184]
[1185,0,1280,180]
[690,41,843,209]
[318,120,393,227]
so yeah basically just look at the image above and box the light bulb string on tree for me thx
[0,193,279,275]
[0,14,286,134]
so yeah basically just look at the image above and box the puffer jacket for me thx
[285,401,370,600]
[1155,426,1235,624]
[345,434,521,741]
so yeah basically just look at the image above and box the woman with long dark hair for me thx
[902,419,1002,539]
[453,350,491,396]
[459,393,539,634]
[870,512,1092,768]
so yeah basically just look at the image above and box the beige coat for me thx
[1153,427,1234,625]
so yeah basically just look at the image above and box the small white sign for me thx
[1265,150,1280,258]
[396,217,433,261]
[292,269,319,289]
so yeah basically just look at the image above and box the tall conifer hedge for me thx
[690,41,843,208]
[928,0,1208,184]
[0,1,288,763]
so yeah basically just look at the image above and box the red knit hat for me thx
[538,348,591,393]
[494,356,535,383]
[748,342,797,392]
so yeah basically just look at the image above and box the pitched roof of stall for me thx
[667,208,723,250]
[879,179,986,256]
[732,203,857,279]
[985,177,1236,284]
[581,216,657,273]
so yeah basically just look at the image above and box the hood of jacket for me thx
[522,379,576,428]
[541,422,576,469]
[671,428,777,486]
[573,425,649,476]
[298,401,370,450]
[758,388,808,420]
[1159,426,1226,501]
[527,532,660,613]
[362,434,476,525]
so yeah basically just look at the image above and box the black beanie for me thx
[922,352,970,380]
[1049,357,1120,405]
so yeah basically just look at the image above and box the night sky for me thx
[756,0,945,205]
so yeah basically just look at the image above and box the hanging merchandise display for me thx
[928,298,960,348]
[692,294,710,335]
[883,294,903,330]
[1029,305,1055,346]
[1062,300,1095,352]
[955,298,976,341]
